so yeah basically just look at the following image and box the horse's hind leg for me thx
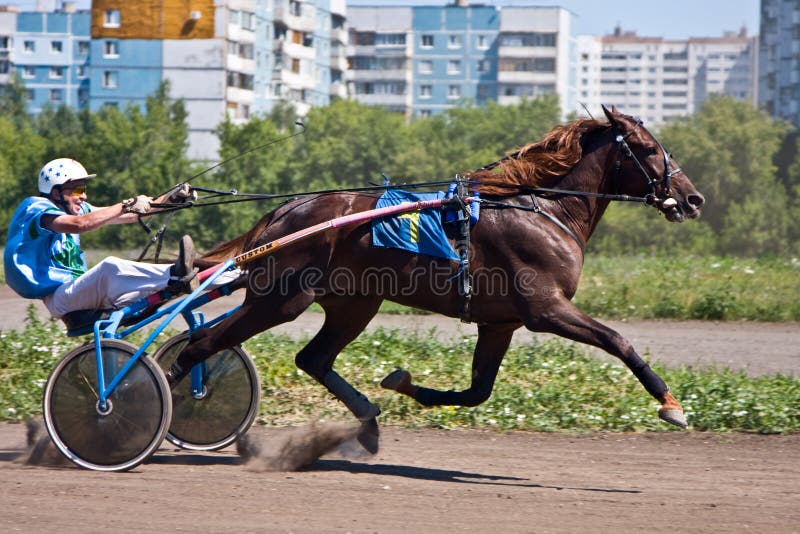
[381,322,518,407]
[167,290,315,383]
[294,297,383,452]
[528,298,686,428]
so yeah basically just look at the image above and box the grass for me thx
[576,255,800,321]
[2,306,798,433]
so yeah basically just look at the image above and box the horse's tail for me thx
[199,211,277,265]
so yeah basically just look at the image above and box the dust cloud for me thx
[236,421,363,472]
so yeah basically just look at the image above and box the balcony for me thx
[347,69,409,82]
[273,6,316,33]
[329,81,347,99]
[497,71,556,84]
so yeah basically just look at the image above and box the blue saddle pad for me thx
[371,189,459,261]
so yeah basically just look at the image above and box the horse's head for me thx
[602,106,704,222]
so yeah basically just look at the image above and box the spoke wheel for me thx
[43,340,171,472]
[153,333,260,451]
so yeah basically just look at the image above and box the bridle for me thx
[612,117,682,207]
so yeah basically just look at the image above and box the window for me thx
[49,66,64,79]
[103,70,118,88]
[448,85,461,99]
[421,34,433,48]
[476,35,488,49]
[291,58,300,73]
[23,40,34,53]
[78,88,89,105]
[419,109,432,118]
[0,36,9,50]
[76,65,88,78]
[241,11,255,31]
[25,89,34,101]
[289,0,302,16]
[420,84,432,98]
[448,34,462,49]
[0,60,9,74]
[419,60,433,74]
[51,41,63,53]
[21,66,35,78]
[77,41,89,55]
[103,40,119,57]
[104,9,120,28]
[477,60,490,73]
[447,60,461,74]
[49,89,63,103]
[375,33,405,46]
[499,33,556,47]
[239,43,254,59]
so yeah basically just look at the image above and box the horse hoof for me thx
[356,418,379,454]
[658,408,688,429]
[381,369,412,393]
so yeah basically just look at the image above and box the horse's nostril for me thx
[688,193,705,209]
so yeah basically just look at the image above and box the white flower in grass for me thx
[6,408,16,415]
[743,268,755,275]
[733,410,748,417]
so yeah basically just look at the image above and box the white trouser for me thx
[43,256,172,318]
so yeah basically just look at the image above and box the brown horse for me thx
[172,106,704,452]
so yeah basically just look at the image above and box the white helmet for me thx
[38,158,97,195]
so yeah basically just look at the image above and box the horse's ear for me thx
[601,104,617,125]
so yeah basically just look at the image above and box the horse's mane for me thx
[469,118,609,196]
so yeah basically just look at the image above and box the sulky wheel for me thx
[43,339,172,472]
[152,333,260,451]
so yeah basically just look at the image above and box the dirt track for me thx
[1,424,798,533]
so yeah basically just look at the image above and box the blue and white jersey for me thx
[4,197,93,299]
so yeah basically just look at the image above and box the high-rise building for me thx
[89,0,339,158]
[346,2,576,119]
[9,2,89,113]
[577,27,757,125]
[759,0,800,127]
[0,7,19,88]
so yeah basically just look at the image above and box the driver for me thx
[4,157,197,318]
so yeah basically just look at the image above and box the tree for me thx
[659,96,792,255]
[287,99,410,190]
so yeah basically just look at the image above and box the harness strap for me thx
[451,182,473,323]
[480,196,585,252]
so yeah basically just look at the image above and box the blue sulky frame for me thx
[89,259,239,409]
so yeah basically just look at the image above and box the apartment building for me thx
[760,0,800,127]
[10,2,89,113]
[577,27,757,125]
[347,2,576,119]
[259,0,336,116]
[0,6,17,87]
[88,0,338,159]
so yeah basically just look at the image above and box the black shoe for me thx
[168,235,199,293]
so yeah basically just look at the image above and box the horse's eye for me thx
[646,146,658,156]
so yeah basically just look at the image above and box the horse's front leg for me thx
[381,322,518,407]
[529,297,686,428]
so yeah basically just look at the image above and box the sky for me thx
[8,0,761,40]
